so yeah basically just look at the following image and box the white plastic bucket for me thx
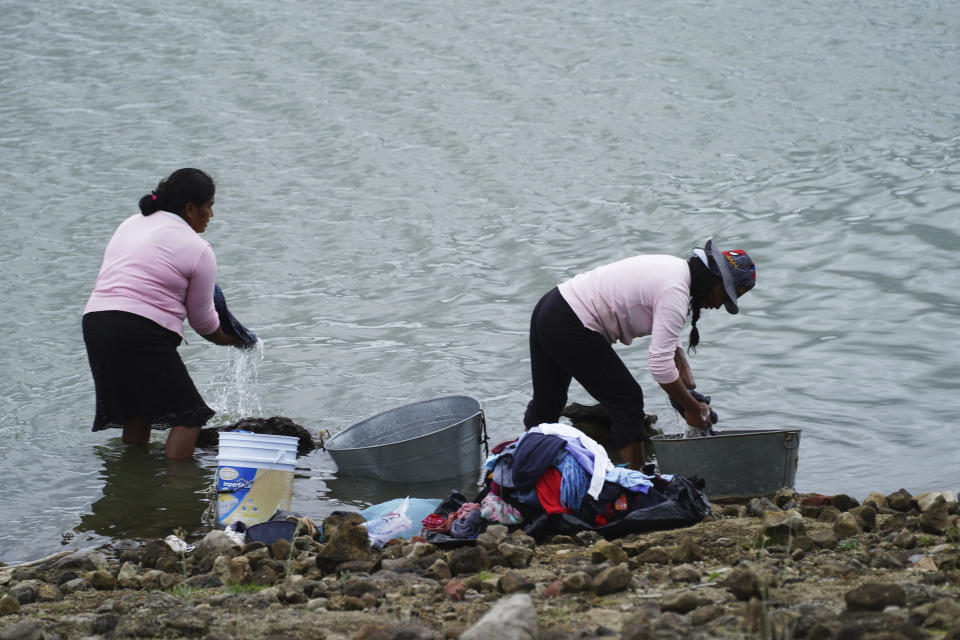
[216,431,299,527]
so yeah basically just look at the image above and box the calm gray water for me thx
[1,0,958,562]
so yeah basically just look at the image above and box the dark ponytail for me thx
[138,168,215,217]
[687,256,721,353]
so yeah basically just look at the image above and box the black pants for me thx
[523,287,647,449]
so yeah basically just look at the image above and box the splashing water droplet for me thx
[207,340,264,421]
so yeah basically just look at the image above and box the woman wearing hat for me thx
[523,240,756,469]
[82,168,247,459]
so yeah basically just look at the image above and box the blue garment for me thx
[512,432,567,491]
[213,284,258,347]
[449,509,484,539]
[556,453,590,510]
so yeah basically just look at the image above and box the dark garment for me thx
[670,389,719,426]
[213,284,258,347]
[512,432,567,492]
[449,509,485,539]
[523,287,647,450]
[82,310,214,431]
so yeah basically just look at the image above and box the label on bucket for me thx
[216,465,293,527]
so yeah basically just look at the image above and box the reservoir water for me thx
[1,0,958,562]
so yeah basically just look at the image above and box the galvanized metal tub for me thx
[325,395,485,482]
[651,429,801,500]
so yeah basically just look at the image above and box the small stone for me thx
[844,582,906,611]
[563,571,592,592]
[886,488,914,512]
[661,589,709,613]
[635,547,670,565]
[818,506,842,523]
[591,539,628,564]
[747,497,781,517]
[863,492,888,510]
[830,494,860,512]
[849,505,877,532]
[445,579,466,601]
[0,594,20,615]
[498,543,534,568]
[916,491,957,514]
[919,497,952,535]
[719,566,764,601]
[670,539,705,564]
[460,593,539,640]
[762,509,806,543]
[834,512,862,539]
[499,570,535,594]
[89,569,117,590]
[426,558,452,581]
[448,546,490,576]
[544,579,564,597]
[591,563,632,595]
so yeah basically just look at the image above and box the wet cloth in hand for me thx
[670,389,718,426]
[213,284,258,347]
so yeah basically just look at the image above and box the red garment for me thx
[491,438,519,454]
[535,468,572,515]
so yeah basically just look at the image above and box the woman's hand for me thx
[202,326,248,347]
[685,402,713,431]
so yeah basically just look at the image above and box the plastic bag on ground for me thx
[361,496,443,547]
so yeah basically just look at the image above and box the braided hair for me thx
[138,168,215,217]
[687,256,722,353]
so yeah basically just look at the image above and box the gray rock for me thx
[661,589,710,613]
[886,488,914,512]
[315,520,374,574]
[918,496,952,535]
[719,566,764,601]
[834,512,862,539]
[0,594,20,616]
[507,530,536,549]
[498,570,535,594]
[562,571,591,592]
[459,593,539,640]
[213,554,251,586]
[849,505,878,532]
[9,580,39,604]
[591,563,632,595]
[844,582,907,611]
[497,543,534,569]
[670,539,705,564]
[590,539,628,564]
[916,491,957,514]
[762,509,806,543]
[746,497,780,517]
[0,620,45,640]
[447,546,489,576]
[476,525,509,550]
[830,494,860,512]
[575,530,600,546]
[818,506,842,523]
[88,570,116,591]
[192,531,243,562]
[669,564,700,584]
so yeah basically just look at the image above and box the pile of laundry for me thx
[419,423,711,544]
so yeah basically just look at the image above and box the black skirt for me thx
[82,310,215,431]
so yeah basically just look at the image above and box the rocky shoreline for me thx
[1,487,958,640]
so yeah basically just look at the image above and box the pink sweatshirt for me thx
[557,255,691,383]
[83,211,220,338]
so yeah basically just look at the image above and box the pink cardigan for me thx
[84,211,220,338]
[557,255,690,383]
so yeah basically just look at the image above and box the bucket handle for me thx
[478,411,489,457]
[783,432,799,449]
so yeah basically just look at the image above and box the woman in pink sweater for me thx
[82,168,246,459]
[523,240,756,469]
